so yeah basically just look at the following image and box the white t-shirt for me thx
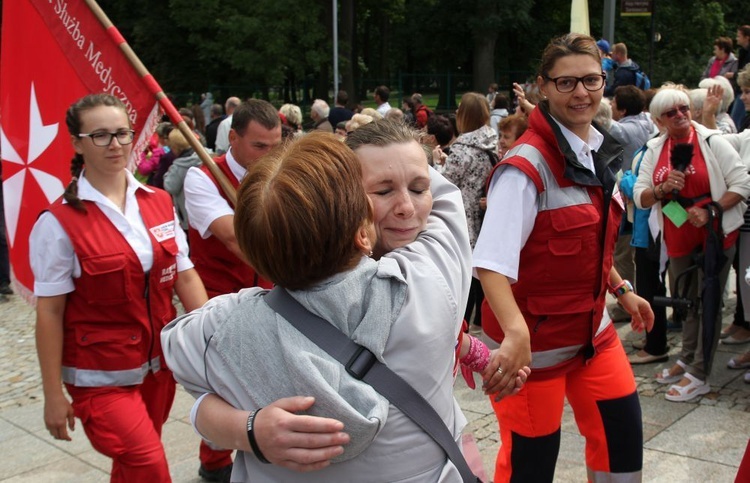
[214,115,232,155]
[376,102,392,116]
[30,170,192,297]
[183,149,246,238]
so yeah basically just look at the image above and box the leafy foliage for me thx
[615,0,726,87]
[97,0,746,107]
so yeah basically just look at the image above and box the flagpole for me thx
[83,0,237,205]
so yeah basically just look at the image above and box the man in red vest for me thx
[183,99,281,481]
[411,93,433,129]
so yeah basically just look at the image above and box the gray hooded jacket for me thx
[162,168,472,482]
[609,113,654,171]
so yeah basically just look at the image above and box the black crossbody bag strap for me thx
[263,287,480,483]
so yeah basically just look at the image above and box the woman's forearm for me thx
[35,296,67,398]
[195,394,252,451]
[175,268,208,312]
[717,191,744,212]
[637,182,664,209]
[476,269,528,338]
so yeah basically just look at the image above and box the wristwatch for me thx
[609,280,634,298]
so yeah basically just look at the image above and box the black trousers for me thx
[733,238,750,329]
[635,247,668,355]
[464,277,484,326]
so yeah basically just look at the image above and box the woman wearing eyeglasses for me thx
[30,94,208,481]
[474,33,654,482]
[633,87,750,402]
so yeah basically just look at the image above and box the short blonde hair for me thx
[279,104,303,128]
[612,42,628,58]
[688,88,707,114]
[384,108,404,122]
[311,99,330,118]
[594,97,613,130]
[167,128,191,155]
[649,87,691,119]
[698,76,734,113]
[739,65,750,89]
[346,113,374,132]
[360,107,383,120]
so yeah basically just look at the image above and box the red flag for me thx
[1,0,162,301]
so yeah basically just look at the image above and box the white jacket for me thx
[633,121,750,236]
[721,129,750,170]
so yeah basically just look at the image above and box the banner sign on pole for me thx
[0,0,161,300]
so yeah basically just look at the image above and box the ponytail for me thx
[63,153,86,212]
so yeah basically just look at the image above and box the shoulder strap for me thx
[485,149,500,167]
[263,287,480,483]
[633,145,648,175]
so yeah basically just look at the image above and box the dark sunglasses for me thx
[663,105,690,118]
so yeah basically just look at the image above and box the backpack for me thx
[635,70,651,90]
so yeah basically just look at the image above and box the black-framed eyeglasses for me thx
[663,105,690,119]
[544,74,606,93]
[78,130,135,147]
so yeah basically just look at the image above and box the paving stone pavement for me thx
[1,289,749,482]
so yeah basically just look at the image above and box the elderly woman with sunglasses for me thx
[633,86,750,402]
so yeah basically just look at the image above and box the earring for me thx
[368,250,373,257]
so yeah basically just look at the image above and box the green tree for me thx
[615,0,725,86]
[98,0,741,112]
[462,0,533,92]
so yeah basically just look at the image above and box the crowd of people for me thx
[29,27,750,483]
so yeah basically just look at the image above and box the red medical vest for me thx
[481,106,622,380]
[49,188,178,387]
[187,155,272,297]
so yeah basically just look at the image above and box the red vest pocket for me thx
[548,237,582,256]
[526,292,595,316]
[524,293,595,350]
[549,206,599,232]
[78,254,132,305]
[75,325,144,372]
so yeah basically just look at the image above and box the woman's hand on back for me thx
[255,396,351,472]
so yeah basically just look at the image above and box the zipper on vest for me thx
[533,315,548,333]
[144,272,155,372]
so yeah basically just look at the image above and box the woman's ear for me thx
[536,76,546,98]
[71,135,84,154]
[354,222,374,256]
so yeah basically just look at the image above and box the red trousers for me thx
[67,370,176,483]
[490,336,643,483]
[737,439,750,482]
[199,440,233,470]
